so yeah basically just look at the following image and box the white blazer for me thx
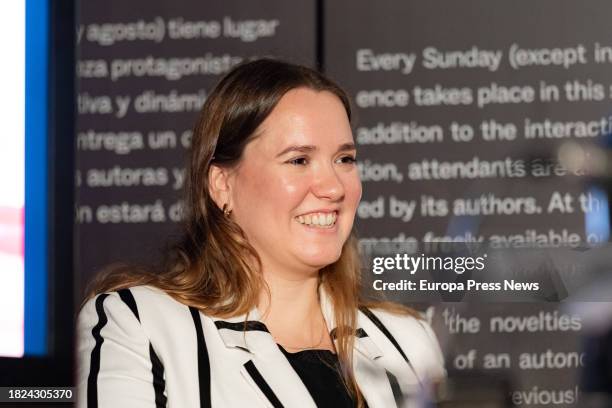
[76,285,446,408]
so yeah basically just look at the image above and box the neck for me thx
[258,267,320,325]
[257,267,333,351]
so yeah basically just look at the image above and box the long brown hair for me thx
[84,58,418,407]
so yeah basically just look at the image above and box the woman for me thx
[77,58,445,408]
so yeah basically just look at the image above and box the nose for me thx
[312,163,345,201]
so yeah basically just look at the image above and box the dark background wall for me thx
[77,1,612,405]
[76,0,316,285]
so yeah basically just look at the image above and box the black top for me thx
[278,344,356,407]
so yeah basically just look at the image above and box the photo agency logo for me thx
[358,240,610,302]
[369,250,498,299]
[371,252,487,275]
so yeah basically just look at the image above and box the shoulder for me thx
[76,286,202,407]
[365,307,438,348]
[80,284,188,311]
[76,285,210,370]
[77,285,196,338]
[79,285,182,318]
[360,307,447,382]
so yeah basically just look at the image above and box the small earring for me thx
[222,203,232,217]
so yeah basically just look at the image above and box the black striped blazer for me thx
[77,285,445,407]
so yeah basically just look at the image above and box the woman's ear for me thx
[208,164,233,211]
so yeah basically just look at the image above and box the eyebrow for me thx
[275,143,356,158]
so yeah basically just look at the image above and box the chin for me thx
[298,247,343,270]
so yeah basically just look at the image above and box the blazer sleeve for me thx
[76,292,159,408]
[415,318,447,382]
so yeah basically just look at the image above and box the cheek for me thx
[276,175,305,198]
[343,173,363,209]
[238,169,309,213]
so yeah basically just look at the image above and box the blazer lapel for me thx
[319,286,398,408]
[353,350,398,408]
[354,312,402,408]
[212,309,317,408]
[211,288,402,408]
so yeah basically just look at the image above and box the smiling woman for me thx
[76,59,446,408]
[210,87,362,279]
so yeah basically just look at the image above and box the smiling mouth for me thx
[295,211,337,228]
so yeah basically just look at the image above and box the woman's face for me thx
[227,87,361,278]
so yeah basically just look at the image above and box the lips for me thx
[295,211,337,228]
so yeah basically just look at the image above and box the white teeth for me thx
[296,212,337,228]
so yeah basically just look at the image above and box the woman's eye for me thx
[288,157,308,166]
[337,155,357,164]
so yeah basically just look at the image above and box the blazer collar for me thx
[211,285,384,361]
[210,286,397,408]
[319,284,384,360]
[210,307,267,352]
